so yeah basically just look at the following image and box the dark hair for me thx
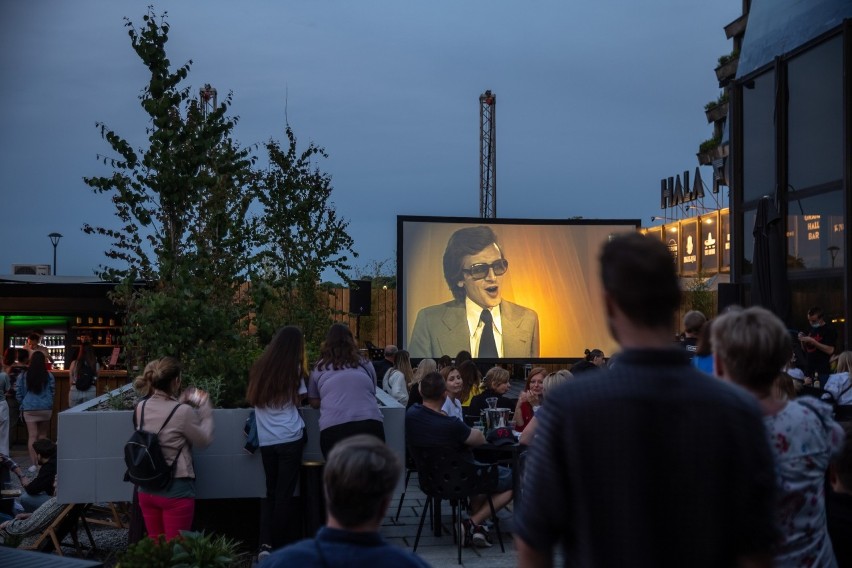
[694,320,714,356]
[324,435,401,527]
[316,323,362,370]
[32,438,57,459]
[247,326,307,408]
[600,232,681,328]
[27,332,41,342]
[457,360,481,403]
[455,350,472,366]
[443,226,503,302]
[76,343,97,371]
[26,351,49,394]
[419,371,446,401]
[584,349,603,362]
[438,355,452,369]
[807,306,824,319]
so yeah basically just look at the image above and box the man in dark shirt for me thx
[406,372,512,547]
[265,435,428,568]
[799,306,837,381]
[372,345,397,389]
[515,232,776,568]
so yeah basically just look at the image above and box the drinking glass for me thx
[486,397,498,410]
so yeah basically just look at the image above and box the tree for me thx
[250,128,357,350]
[84,10,259,403]
[84,9,358,401]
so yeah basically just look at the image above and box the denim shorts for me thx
[478,465,513,493]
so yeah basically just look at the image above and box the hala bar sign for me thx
[660,168,705,209]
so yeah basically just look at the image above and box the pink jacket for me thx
[133,391,214,479]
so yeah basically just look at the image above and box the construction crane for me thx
[199,84,217,118]
[479,90,496,218]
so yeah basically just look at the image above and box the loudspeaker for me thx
[717,282,742,314]
[349,280,372,315]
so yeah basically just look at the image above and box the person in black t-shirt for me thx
[799,306,837,381]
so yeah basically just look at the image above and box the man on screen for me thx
[409,226,539,359]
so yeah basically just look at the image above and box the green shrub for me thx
[117,531,244,568]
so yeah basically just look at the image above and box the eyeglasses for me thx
[461,259,509,280]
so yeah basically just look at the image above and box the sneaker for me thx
[257,544,272,562]
[461,519,475,547]
[470,524,492,548]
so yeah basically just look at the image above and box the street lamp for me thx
[48,232,63,275]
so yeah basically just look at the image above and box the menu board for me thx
[699,212,719,274]
[680,220,699,274]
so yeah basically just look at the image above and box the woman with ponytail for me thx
[133,357,214,540]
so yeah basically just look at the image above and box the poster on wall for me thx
[680,221,699,274]
[699,213,719,274]
[398,216,639,360]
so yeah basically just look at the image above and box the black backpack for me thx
[124,399,184,489]
[75,360,96,391]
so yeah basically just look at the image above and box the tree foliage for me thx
[84,9,356,404]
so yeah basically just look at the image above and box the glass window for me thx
[789,276,844,350]
[720,210,731,272]
[787,191,844,271]
[742,208,756,275]
[742,71,776,202]
[788,36,842,191]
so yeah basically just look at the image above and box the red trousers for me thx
[138,492,195,540]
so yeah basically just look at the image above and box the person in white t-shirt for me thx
[246,326,309,560]
[382,350,413,405]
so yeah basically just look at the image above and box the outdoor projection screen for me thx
[398,216,640,360]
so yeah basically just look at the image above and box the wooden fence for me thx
[326,286,397,348]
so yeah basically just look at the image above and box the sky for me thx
[0,0,739,280]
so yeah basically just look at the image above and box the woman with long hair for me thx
[15,351,54,470]
[440,365,464,420]
[458,360,482,407]
[514,367,546,432]
[69,343,98,407]
[246,326,309,558]
[382,349,413,405]
[406,358,437,408]
[308,323,383,458]
[133,357,214,540]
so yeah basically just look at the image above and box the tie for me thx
[479,309,498,358]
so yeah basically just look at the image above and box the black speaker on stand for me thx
[349,280,372,342]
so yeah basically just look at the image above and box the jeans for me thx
[259,430,306,549]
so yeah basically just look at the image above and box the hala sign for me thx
[661,168,705,209]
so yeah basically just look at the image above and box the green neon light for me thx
[4,315,71,328]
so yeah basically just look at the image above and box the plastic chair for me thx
[409,444,505,564]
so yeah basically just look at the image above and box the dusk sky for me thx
[0,1,738,280]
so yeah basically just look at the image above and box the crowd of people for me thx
[3,233,852,567]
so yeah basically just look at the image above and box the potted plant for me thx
[704,92,729,123]
[715,50,740,83]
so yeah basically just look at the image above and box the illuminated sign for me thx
[660,168,705,209]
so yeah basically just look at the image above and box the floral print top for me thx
[764,397,844,567]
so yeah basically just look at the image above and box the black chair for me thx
[393,450,418,522]
[409,445,505,564]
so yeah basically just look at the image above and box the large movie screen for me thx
[398,216,639,360]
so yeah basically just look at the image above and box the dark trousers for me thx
[260,431,307,549]
[319,419,385,459]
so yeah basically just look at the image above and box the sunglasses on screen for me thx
[461,259,509,280]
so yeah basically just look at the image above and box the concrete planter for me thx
[57,385,405,504]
